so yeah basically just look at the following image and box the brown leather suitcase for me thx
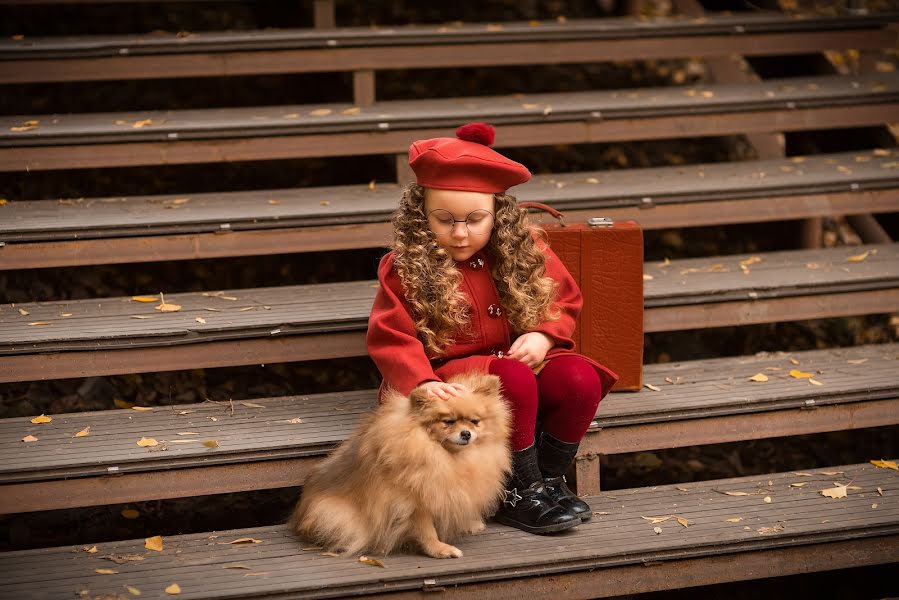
[520,202,644,391]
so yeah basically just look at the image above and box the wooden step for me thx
[2,13,895,83]
[1,244,897,383]
[2,73,897,171]
[2,149,897,269]
[2,344,895,513]
[0,460,895,599]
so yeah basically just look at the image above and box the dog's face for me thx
[410,375,505,453]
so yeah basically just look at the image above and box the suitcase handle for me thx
[518,201,566,227]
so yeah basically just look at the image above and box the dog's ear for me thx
[469,374,501,397]
[408,385,431,409]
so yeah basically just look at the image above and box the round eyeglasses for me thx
[427,209,495,237]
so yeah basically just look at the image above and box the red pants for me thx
[488,355,603,451]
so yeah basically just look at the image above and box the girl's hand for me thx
[506,332,554,368]
[417,381,469,401]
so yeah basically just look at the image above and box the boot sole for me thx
[492,513,580,534]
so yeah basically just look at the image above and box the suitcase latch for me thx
[587,217,614,227]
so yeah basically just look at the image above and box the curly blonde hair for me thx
[391,183,558,355]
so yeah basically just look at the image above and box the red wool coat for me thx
[366,242,619,400]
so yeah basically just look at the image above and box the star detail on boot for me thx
[502,487,523,508]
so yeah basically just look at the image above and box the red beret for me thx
[408,123,531,194]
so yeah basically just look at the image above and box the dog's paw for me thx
[424,542,463,559]
[466,520,486,534]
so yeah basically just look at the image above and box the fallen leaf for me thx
[870,459,898,470]
[789,357,800,365]
[820,484,848,499]
[320,551,340,557]
[643,274,653,280]
[196,316,206,324]
[240,401,266,408]
[641,515,673,524]
[22,435,38,443]
[359,556,386,567]
[145,535,164,552]
[644,383,661,391]
[177,432,199,436]
[74,426,91,437]
[793,472,814,477]
[155,299,181,313]
[342,107,361,115]
[165,583,181,595]
[676,486,689,492]
[847,250,870,262]
[319,200,330,206]
[223,564,252,570]
[878,487,884,496]
[873,503,879,509]
[121,509,140,519]
[808,378,823,386]
[789,482,807,487]
[202,440,220,449]
[847,358,869,365]
[126,585,142,596]
[131,315,153,319]
[763,496,772,503]
[84,545,98,553]
[137,437,158,447]
[309,108,332,117]
[722,491,750,496]
[131,406,153,412]
[28,321,52,326]
[789,369,813,379]
[739,256,762,268]
[757,524,785,535]
[653,526,662,534]
[115,399,135,409]
[285,417,304,424]
[18,308,29,316]
[821,471,844,476]
[675,517,689,527]
[102,553,145,564]
[30,414,52,424]
[725,517,743,523]
[228,538,262,545]
[368,180,376,191]
[132,119,154,128]
[749,373,769,382]
[95,568,118,575]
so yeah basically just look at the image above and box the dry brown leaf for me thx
[757,524,785,535]
[155,292,182,313]
[763,496,772,503]
[739,256,762,267]
[195,316,207,324]
[749,373,769,382]
[131,406,153,412]
[28,321,52,326]
[722,491,749,496]
[359,556,386,567]
[223,564,252,570]
[241,401,266,408]
[870,459,898,470]
[202,440,220,449]
[165,583,181,595]
[132,119,153,128]
[84,545,98,553]
[95,568,118,575]
[847,358,869,365]
[808,378,823,386]
[309,108,332,117]
[320,551,340,557]
[22,435,38,443]
[820,484,848,499]
[644,383,661,392]
[74,426,91,438]
[285,417,304,424]
[789,357,800,365]
[793,472,814,477]
[102,553,145,564]
[126,585,141,596]
[641,515,673,524]
[136,437,158,447]
[676,486,689,492]
[847,250,870,262]
[675,517,689,527]
[878,487,884,496]
[789,482,807,487]
[121,509,140,519]
[18,308,29,316]
[342,107,361,116]
[145,535,164,552]
[789,369,813,379]
[229,537,263,545]
[30,414,52,424]
[725,517,743,523]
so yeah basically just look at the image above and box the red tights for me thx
[488,355,603,451]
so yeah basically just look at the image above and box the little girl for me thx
[367,122,618,535]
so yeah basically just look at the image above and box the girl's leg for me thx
[488,359,580,534]
[534,355,604,520]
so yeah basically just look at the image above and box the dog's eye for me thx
[470,419,480,426]
[442,418,456,426]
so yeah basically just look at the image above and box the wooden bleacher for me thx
[1,0,897,597]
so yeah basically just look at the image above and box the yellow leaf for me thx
[739,256,761,267]
[131,406,153,412]
[74,426,91,437]
[122,509,140,519]
[165,583,181,595]
[136,437,158,447]
[30,414,52,424]
[847,250,870,262]
[749,373,769,382]
[131,295,158,302]
[368,180,376,191]
[319,200,330,206]
[725,517,743,523]
[342,107,361,115]
[870,459,898,470]
[789,369,813,379]
[145,535,164,552]
[22,435,38,443]
[85,545,98,553]
[202,440,220,449]
[309,109,332,117]
[820,484,848,499]
[126,586,142,596]
[95,568,118,574]
[132,119,153,128]
[155,302,181,312]
[228,537,262,545]
[675,517,689,527]
[641,515,673,524]
[359,556,385,567]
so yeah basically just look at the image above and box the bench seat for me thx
[2,148,897,269]
[2,73,897,171]
[0,459,895,599]
[1,343,895,513]
[2,12,895,83]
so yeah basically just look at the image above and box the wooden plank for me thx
[0,461,894,598]
[1,344,894,512]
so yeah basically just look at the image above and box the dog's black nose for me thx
[460,430,471,441]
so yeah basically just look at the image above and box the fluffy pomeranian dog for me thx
[290,373,511,559]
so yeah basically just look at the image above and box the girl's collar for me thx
[458,250,488,271]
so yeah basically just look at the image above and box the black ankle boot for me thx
[493,443,580,534]
[537,433,592,521]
